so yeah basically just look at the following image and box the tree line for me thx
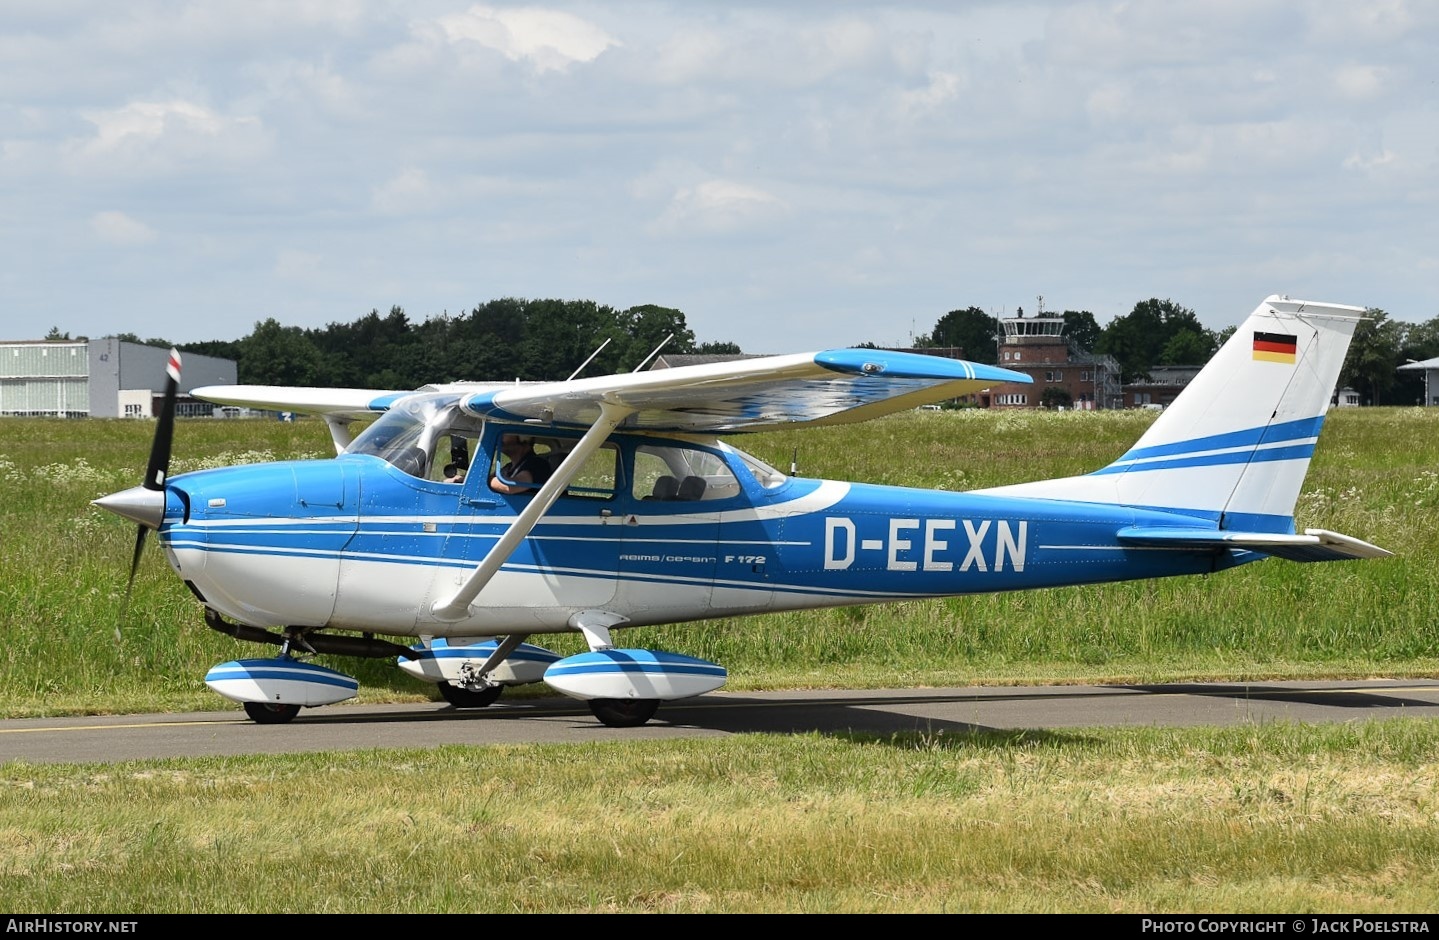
[59,293,1438,405]
[102,300,738,390]
[913,298,1439,406]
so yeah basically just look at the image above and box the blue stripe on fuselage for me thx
[1103,417,1323,468]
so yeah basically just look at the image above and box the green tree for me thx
[239,318,322,385]
[923,306,998,363]
[696,341,742,355]
[1040,386,1072,409]
[1098,298,1205,383]
[1157,328,1215,366]
[181,338,243,363]
[1340,308,1405,405]
[1061,310,1103,354]
[616,304,697,371]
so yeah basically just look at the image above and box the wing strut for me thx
[429,401,633,622]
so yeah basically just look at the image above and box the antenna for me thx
[631,333,674,373]
[790,446,799,477]
[566,337,612,381]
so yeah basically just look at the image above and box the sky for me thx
[3,1,1436,355]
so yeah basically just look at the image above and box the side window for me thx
[484,433,618,498]
[560,443,619,500]
[633,444,740,502]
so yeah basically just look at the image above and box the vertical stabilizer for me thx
[978,296,1365,532]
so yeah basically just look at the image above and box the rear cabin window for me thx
[632,444,740,502]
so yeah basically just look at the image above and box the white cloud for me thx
[1334,64,1389,101]
[650,180,788,236]
[651,15,902,86]
[898,71,963,114]
[89,211,156,246]
[65,99,270,173]
[371,167,440,215]
[436,4,618,73]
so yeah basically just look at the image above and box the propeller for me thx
[93,349,182,628]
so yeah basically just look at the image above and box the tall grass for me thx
[2,407,1435,717]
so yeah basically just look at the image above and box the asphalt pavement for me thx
[5,679,1439,765]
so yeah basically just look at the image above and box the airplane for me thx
[93,295,1392,727]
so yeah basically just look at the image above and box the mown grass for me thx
[3,722,1438,912]
[1,407,1436,717]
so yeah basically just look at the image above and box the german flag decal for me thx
[1253,331,1297,364]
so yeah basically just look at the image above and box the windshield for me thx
[346,393,468,477]
[720,441,787,489]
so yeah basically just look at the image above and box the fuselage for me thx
[156,427,1247,640]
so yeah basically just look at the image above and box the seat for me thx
[677,476,707,501]
[648,475,679,500]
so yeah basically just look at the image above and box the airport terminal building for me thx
[0,337,236,418]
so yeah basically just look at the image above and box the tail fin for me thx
[981,295,1365,533]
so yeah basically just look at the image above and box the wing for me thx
[459,349,1030,433]
[189,383,516,421]
[189,382,520,454]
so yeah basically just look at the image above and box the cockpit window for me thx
[346,394,479,481]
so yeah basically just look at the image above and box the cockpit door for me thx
[435,432,626,616]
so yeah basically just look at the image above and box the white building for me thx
[0,338,237,418]
[1398,357,1439,407]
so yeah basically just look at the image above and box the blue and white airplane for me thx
[94,295,1390,727]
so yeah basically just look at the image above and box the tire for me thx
[243,701,301,724]
[588,698,659,728]
[437,682,504,709]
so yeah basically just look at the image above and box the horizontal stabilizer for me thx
[1117,526,1393,562]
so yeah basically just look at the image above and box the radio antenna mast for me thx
[631,334,675,372]
[566,337,612,381]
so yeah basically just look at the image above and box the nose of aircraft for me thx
[92,484,168,530]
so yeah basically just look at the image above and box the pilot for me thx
[490,434,552,494]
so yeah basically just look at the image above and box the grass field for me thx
[1,406,1435,716]
[2,407,1437,913]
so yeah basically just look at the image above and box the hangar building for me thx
[0,337,237,418]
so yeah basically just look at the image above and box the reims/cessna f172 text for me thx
[94,296,1390,727]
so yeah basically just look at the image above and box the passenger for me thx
[443,463,466,484]
[489,434,552,494]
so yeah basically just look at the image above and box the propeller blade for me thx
[142,349,182,491]
[118,524,149,636]
[127,525,148,592]
[109,348,180,640]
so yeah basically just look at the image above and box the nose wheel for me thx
[437,682,504,709]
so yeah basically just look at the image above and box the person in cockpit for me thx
[489,434,552,494]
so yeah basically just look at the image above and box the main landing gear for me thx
[587,698,660,728]
[243,702,302,724]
